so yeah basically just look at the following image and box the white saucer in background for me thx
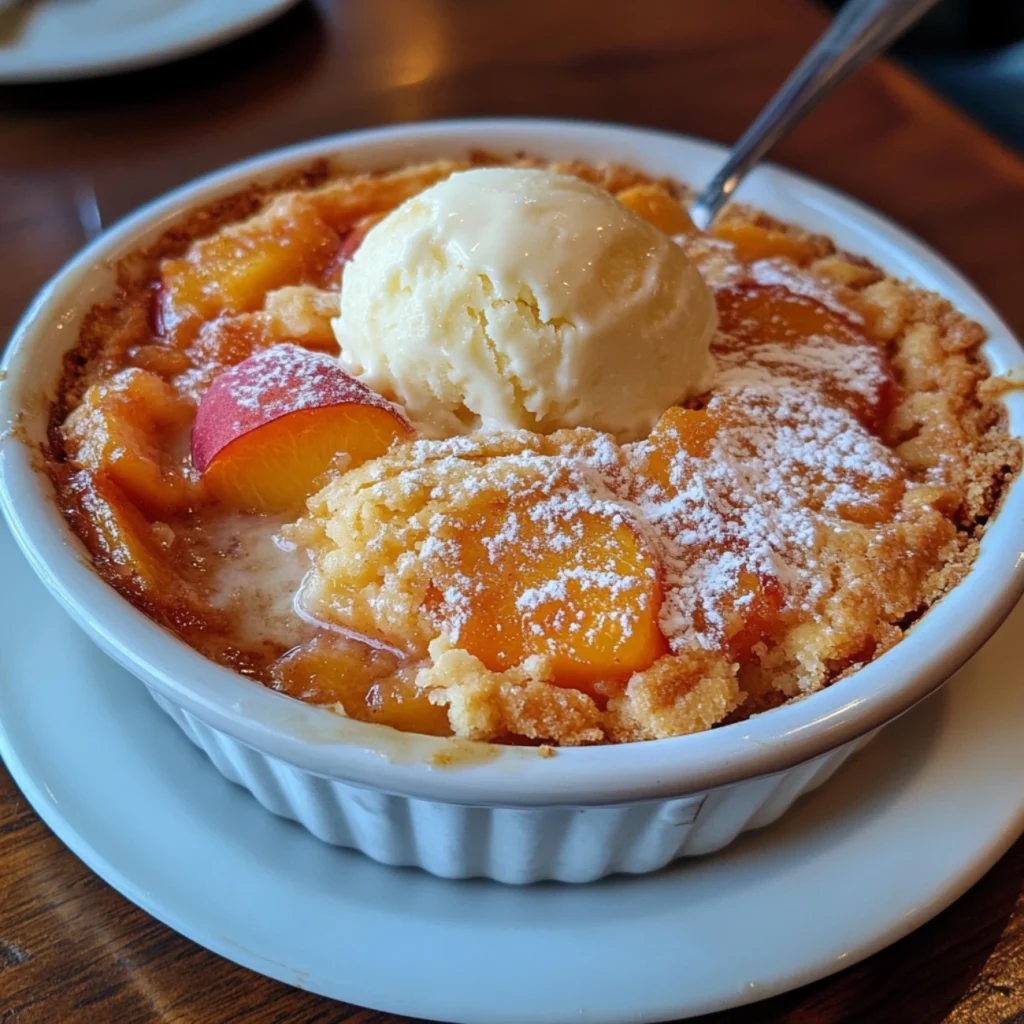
[1,522,1022,1022]
[0,0,302,83]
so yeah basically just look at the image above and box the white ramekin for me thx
[2,121,1022,884]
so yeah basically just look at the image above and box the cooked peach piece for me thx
[855,372,898,437]
[429,493,667,697]
[644,396,903,532]
[338,213,383,262]
[717,283,861,347]
[318,220,378,289]
[201,406,409,513]
[128,344,192,377]
[63,368,198,516]
[711,222,819,264]
[190,290,340,373]
[616,183,696,235]
[638,407,788,655]
[158,194,341,346]
[190,314,277,369]
[640,405,722,489]
[715,283,898,433]
[306,161,461,230]
[720,569,785,661]
[192,344,412,513]
[834,477,906,525]
[271,633,450,735]
[68,470,184,603]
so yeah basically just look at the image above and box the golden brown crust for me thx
[421,642,605,746]
[604,651,744,742]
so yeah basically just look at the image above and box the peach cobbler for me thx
[46,154,1020,746]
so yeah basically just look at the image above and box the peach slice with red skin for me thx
[192,344,413,513]
[339,213,382,262]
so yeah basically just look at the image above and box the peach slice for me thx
[271,633,450,735]
[128,344,193,378]
[189,314,278,370]
[715,283,898,434]
[428,492,668,697]
[62,368,198,517]
[716,283,862,348]
[158,195,341,347]
[853,370,898,438]
[189,289,342,373]
[640,405,723,490]
[192,344,413,512]
[318,213,382,289]
[639,410,789,658]
[339,213,383,262]
[710,222,819,264]
[67,470,187,608]
[616,183,696,235]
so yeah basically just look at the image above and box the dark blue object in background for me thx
[824,0,1024,151]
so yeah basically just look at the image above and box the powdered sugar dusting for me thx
[749,259,866,323]
[224,344,404,421]
[301,261,908,662]
[382,275,905,656]
[628,382,900,650]
[716,334,887,407]
[192,344,410,472]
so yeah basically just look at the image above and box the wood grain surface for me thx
[2,1,1023,1021]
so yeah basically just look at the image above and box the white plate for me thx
[0,0,302,83]
[2,521,1023,1022]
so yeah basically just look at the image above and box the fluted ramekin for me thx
[2,120,1022,883]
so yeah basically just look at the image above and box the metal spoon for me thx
[689,0,942,231]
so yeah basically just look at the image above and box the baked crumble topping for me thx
[44,155,1021,747]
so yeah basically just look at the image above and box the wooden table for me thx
[2,1,1023,1020]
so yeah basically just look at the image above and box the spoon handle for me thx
[689,0,941,230]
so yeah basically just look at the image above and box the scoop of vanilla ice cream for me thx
[334,167,716,440]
